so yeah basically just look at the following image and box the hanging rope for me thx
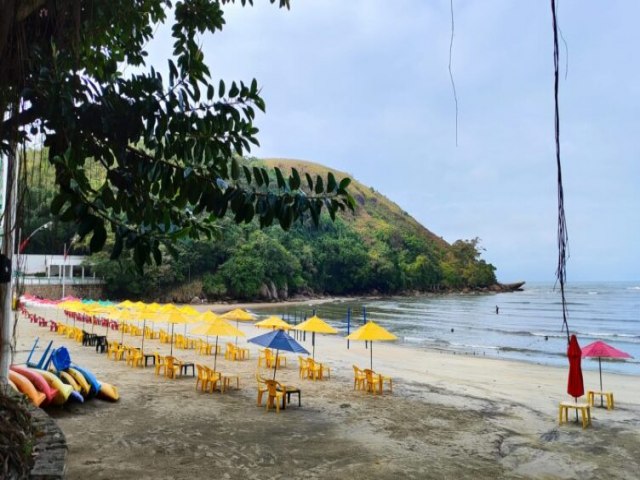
[551,0,570,343]
[448,0,459,146]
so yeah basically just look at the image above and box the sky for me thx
[146,0,639,283]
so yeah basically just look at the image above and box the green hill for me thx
[22,154,497,301]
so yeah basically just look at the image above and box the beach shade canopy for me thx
[346,320,398,370]
[221,308,255,322]
[180,305,200,316]
[192,318,244,371]
[248,329,309,379]
[196,310,220,323]
[255,316,292,330]
[116,300,135,309]
[293,315,338,359]
[582,340,633,398]
[567,334,585,400]
[156,311,194,355]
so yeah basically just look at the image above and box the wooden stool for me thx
[558,401,591,429]
[587,390,614,410]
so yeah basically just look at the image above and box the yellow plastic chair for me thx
[164,356,182,379]
[195,364,210,391]
[265,349,286,368]
[256,374,268,406]
[298,356,309,379]
[258,349,268,368]
[264,380,285,413]
[307,358,330,380]
[107,341,120,360]
[126,348,143,368]
[154,352,166,376]
[364,369,391,394]
[202,366,221,393]
[353,365,366,390]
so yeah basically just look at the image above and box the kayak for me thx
[32,369,73,405]
[58,371,81,391]
[10,365,58,406]
[8,370,46,407]
[70,364,101,397]
[98,382,120,402]
[67,367,91,396]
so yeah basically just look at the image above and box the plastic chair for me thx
[126,348,143,368]
[154,352,166,376]
[195,364,210,391]
[256,374,268,406]
[164,356,182,379]
[307,358,329,380]
[264,380,285,413]
[298,356,309,379]
[364,369,391,394]
[353,365,366,391]
[203,366,222,393]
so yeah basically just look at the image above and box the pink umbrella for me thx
[582,340,633,404]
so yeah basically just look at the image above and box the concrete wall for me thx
[24,284,106,300]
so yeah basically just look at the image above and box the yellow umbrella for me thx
[293,315,337,359]
[192,318,245,370]
[221,308,255,345]
[57,300,83,325]
[180,305,200,316]
[157,311,194,355]
[81,304,113,334]
[345,320,397,370]
[116,300,135,308]
[255,316,292,330]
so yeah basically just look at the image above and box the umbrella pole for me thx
[370,342,373,370]
[141,319,146,355]
[312,332,316,360]
[235,320,239,346]
[170,323,174,356]
[213,336,219,371]
[273,350,279,380]
[599,357,604,407]
[105,320,109,339]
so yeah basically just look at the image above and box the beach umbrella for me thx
[157,311,193,355]
[255,316,292,331]
[248,329,308,380]
[346,320,397,370]
[293,315,338,360]
[116,300,135,309]
[221,308,255,345]
[582,340,632,406]
[567,334,585,402]
[192,318,244,371]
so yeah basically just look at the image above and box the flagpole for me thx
[61,243,66,299]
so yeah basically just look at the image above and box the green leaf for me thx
[219,79,226,97]
[230,158,240,180]
[289,167,301,190]
[327,172,337,192]
[243,165,252,184]
[253,166,263,187]
[275,167,286,189]
[339,177,352,190]
[305,173,314,191]
[90,222,107,252]
[229,82,239,97]
[315,175,324,194]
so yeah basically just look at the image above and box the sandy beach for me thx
[12,303,640,480]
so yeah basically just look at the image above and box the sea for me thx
[251,282,640,376]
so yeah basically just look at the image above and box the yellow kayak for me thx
[67,367,91,396]
[98,382,120,402]
[58,371,81,392]
[33,369,73,405]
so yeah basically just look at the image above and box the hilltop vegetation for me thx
[22,156,496,302]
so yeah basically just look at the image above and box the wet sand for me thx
[13,303,640,479]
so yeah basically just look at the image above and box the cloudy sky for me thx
[147,1,639,282]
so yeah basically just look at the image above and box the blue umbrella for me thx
[248,329,309,380]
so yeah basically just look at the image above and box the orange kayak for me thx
[8,370,46,407]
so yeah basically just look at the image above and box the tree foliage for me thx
[0,0,354,270]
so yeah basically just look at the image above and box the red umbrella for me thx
[567,334,584,400]
[582,340,633,405]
